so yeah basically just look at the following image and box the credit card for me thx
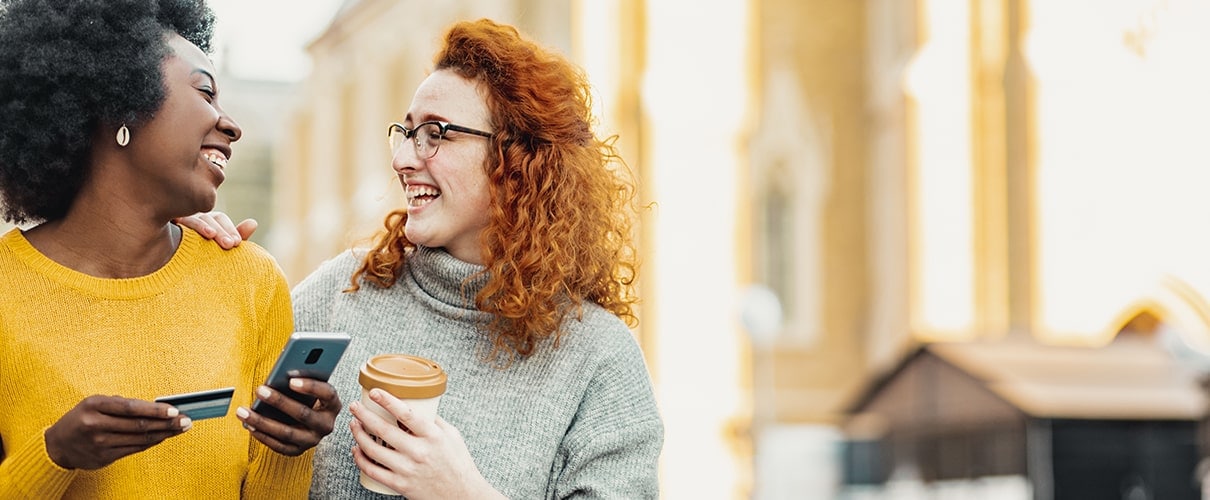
[155,387,236,420]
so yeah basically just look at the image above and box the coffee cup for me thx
[357,354,447,496]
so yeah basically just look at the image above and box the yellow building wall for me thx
[745,0,872,425]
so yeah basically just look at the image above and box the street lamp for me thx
[739,284,783,499]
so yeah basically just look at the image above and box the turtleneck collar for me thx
[406,245,490,310]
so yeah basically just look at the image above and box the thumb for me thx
[235,219,258,241]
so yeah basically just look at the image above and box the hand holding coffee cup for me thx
[354,354,447,496]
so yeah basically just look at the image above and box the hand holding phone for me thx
[251,331,351,425]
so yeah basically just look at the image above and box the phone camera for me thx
[305,348,323,364]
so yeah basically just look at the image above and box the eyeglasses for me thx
[387,121,494,159]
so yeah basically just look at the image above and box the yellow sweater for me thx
[0,227,311,499]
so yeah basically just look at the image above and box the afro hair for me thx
[0,0,215,224]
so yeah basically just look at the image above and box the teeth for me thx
[407,185,440,197]
[405,184,440,207]
[204,152,228,169]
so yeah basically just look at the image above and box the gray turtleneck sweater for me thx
[294,246,663,499]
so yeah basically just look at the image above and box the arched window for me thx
[758,176,796,325]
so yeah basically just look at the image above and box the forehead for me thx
[166,33,214,74]
[408,70,489,124]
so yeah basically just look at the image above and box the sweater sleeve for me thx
[552,339,664,499]
[241,447,314,500]
[0,429,78,499]
[241,264,313,499]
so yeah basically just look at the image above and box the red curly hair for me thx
[350,19,639,361]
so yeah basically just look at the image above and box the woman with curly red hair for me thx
[186,17,663,499]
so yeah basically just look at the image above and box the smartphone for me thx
[250,331,351,425]
[155,386,236,421]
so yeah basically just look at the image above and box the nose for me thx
[218,111,242,142]
[391,139,422,174]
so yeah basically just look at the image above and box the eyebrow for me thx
[192,68,217,89]
[406,114,475,128]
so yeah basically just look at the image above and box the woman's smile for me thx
[405,182,441,209]
[202,148,228,182]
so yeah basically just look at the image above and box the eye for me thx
[420,123,442,146]
[198,87,216,102]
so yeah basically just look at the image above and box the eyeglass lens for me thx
[389,123,443,159]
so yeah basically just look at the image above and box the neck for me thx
[24,197,183,279]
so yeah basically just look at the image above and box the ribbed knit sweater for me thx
[0,227,312,499]
[297,247,663,499]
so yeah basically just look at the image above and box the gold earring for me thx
[116,124,130,147]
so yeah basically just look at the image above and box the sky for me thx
[208,0,345,81]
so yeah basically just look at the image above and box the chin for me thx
[180,196,217,219]
[402,227,435,249]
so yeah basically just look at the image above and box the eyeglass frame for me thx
[387,121,494,159]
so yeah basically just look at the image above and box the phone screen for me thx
[251,331,351,425]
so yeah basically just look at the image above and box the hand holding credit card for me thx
[155,387,235,420]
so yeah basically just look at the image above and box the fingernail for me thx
[236,407,250,419]
[289,378,304,389]
[166,407,179,417]
[180,417,192,430]
[257,386,271,398]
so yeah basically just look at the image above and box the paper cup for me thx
[356,354,447,496]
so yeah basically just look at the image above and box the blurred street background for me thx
[9,0,1210,498]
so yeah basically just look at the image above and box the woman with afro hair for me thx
[187,17,664,499]
[0,0,341,497]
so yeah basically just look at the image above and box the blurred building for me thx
[843,330,1203,500]
[214,76,295,248]
[263,0,1210,498]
